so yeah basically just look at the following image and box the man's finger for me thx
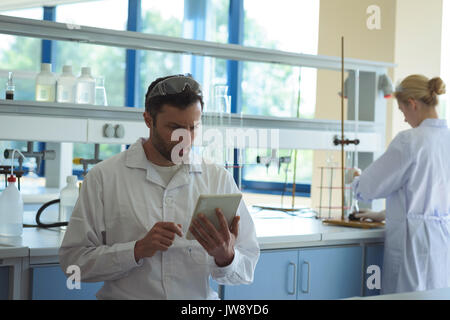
[197,214,222,243]
[215,209,230,238]
[230,216,240,238]
[192,218,218,246]
[158,222,183,237]
[155,235,173,247]
[189,226,211,251]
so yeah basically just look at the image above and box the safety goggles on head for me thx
[147,74,202,99]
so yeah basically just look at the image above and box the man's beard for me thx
[151,126,190,163]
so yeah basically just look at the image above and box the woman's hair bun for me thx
[428,77,446,95]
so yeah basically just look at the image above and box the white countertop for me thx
[251,209,384,249]
[0,209,384,259]
[349,287,450,300]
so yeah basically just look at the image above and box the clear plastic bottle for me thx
[58,175,79,229]
[57,65,77,103]
[35,63,56,102]
[76,67,95,104]
[0,176,24,237]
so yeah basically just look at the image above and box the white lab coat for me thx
[59,138,260,300]
[353,119,450,294]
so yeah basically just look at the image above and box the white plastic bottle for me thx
[57,65,77,103]
[58,175,79,229]
[76,67,95,104]
[35,63,56,102]
[0,176,24,237]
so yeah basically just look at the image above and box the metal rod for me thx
[341,36,345,220]
[319,167,324,219]
[329,167,334,219]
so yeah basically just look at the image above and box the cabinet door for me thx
[31,265,103,300]
[222,250,298,300]
[0,115,87,143]
[0,266,9,300]
[364,244,384,296]
[298,246,362,300]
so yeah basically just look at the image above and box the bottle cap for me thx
[41,63,52,72]
[7,175,16,183]
[67,175,78,184]
[62,65,73,74]
[81,67,91,76]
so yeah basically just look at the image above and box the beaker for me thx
[213,85,231,114]
[95,76,108,106]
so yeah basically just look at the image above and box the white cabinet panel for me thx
[0,115,87,143]
[87,119,148,144]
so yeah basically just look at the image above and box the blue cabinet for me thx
[0,266,9,300]
[31,265,103,300]
[363,243,384,296]
[223,249,298,300]
[223,246,363,300]
[298,246,362,300]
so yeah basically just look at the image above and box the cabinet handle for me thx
[287,262,297,295]
[301,261,310,294]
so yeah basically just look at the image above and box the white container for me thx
[57,65,77,103]
[0,176,24,237]
[58,175,79,228]
[76,67,95,104]
[35,63,56,102]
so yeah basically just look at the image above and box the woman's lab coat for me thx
[59,138,260,299]
[353,119,450,294]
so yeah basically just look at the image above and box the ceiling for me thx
[0,0,95,11]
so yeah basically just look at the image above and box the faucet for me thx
[4,141,56,174]
[73,144,102,176]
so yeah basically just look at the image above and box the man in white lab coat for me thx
[59,74,260,299]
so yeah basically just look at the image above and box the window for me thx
[0,7,43,189]
[55,0,128,30]
[54,3,128,175]
[139,0,229,109]
[1,1,319,196]
[241,0,319,118]
[238,0,320,197]
[141,0,229,43]
[241,148,313,197]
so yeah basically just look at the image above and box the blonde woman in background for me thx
[350,75,450,294]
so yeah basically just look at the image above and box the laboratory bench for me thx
[0,209,385,300]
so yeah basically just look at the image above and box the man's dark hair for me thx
[145,75,204,125]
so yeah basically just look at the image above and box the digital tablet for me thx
[186,193,243,240]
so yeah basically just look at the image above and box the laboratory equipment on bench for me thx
[0,175,23,237]
[5,71,15,100]
[320,37,383,229]
[73,143,103,176]
[26,175,80,229]
[35,63,56,102]
[4,141,56,175]
[0,149,26,236]
[58,175,79,230]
